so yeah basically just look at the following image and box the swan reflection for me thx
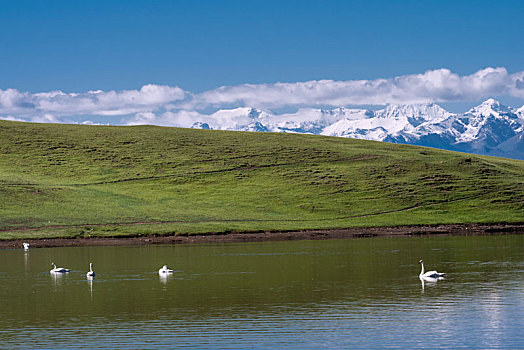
[87,276,94,298]
[50,271,66,290]
[420,275,440,291]
[24,250,30,271]
[159,273,172,284]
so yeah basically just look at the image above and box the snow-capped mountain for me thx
[188,99,524,160]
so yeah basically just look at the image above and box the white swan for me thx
[23,242,30,250]
[50,262,70,273]
[86,263,95,278]
[419,259,445,280]
[158,265,174,274]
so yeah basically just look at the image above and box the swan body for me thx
[50,262,70,273]
[158,265,174,274]
[23,242,30,250]
[419,260,445,280]
[86,263,95,277]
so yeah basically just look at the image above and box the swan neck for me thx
[420,262,424,275]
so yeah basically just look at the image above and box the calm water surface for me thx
[1,235,523,349]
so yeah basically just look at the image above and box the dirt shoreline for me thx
[1,223,524,249]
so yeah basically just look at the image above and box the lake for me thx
[1,235,523,349]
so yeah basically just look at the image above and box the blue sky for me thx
[1,0,523,123]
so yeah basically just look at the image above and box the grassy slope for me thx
[0,120,523,239]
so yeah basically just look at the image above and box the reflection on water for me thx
[159,273,172,285]
[0,235,523,349]
[87,276,94,295]
[419,274,445,291]
[23,250,29,271]
[50,271,67,290]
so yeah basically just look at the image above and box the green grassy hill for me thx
[0,120,523,239]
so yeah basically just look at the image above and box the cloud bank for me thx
[1,67,524,125]
[0,84,186,120]
[189,67,524,109]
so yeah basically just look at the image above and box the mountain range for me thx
[189,98,524,160]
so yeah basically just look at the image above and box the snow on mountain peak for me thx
[185,100,524,159]
[516,105,524,118]
[380,103,451,121]
[456,99,523,146]
[189,107,270,131]
[466,98,513,118]
[482,98,499,106]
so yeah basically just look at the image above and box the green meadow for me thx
[0,120,523,240]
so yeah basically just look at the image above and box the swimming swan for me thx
[86,263,95,277]
[158,265,174,274]
[50,262,70,273]
[23,242,30,250]
[419,259,445,280]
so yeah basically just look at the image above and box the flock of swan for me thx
[23,243,174,279]
[24,243,446,282]
[49,261,175,278]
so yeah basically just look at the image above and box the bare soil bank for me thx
[1,223,524,250]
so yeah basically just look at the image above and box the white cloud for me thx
[186,67,521,109]
[0,84,186,119]
[1,67,524,125]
